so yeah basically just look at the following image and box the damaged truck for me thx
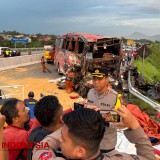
[54,32,123,97]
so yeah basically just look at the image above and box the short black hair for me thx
[28,91,34,97]
[63,108,105,154]
[34,95,62,127]
[1,98,20,125]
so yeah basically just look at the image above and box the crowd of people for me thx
[121,49,137,66]
[0,67,156,160]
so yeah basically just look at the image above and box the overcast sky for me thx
[0,0,160,36]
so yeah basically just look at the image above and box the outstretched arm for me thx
[114,106,155,160]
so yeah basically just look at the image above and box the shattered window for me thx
[57,38,64,49]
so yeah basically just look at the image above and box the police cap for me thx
[91,67,108,78]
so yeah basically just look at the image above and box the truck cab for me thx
[44,45,55,63]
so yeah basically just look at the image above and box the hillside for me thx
[150,34,160,41]
[125,32,160,41]
[134,42,160,82]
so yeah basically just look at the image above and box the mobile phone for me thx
[100,110,120,122]
[74,102,84,110]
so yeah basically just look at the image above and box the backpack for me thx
[27,126,52,160]
[28,127,65,160]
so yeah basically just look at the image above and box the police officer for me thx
[24,91,37,119]
[87,67,118,152]
[87,67,117,109]
[32,107,155,160]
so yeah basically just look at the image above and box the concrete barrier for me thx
[0,54,43,71]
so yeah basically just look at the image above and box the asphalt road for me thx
[0,63,62,97]
[0,63,78,110]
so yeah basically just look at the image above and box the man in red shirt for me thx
[1,98,40,160]
[0,113,8,160]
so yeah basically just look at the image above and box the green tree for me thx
[0,30,57,48]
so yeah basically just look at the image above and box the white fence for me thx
[0,85,24,100]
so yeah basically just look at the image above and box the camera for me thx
[100,110,120,122]
[74,102,84,110]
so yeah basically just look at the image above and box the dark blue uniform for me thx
[24,98,37,119]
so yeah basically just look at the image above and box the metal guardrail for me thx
[0,53,43,71]
[128,70,160,112]
[10,47,45,52]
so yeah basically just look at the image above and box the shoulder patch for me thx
[104,89,110,95]
[39,152,53,160]
[107,87,117,95]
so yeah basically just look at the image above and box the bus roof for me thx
[57,32,120,42]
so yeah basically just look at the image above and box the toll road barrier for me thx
[0,54,43,71]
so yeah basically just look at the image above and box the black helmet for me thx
[28,91,34,97]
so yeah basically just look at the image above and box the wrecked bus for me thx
[54,32,123,97]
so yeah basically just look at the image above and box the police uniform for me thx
[87,87,117,109]
[87,67,118,151]
[32,127,155,160]
[24,98,37,119]
[32,127,63,160]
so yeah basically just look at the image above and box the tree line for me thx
[0,30,57,48]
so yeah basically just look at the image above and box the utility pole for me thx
[142,45,145,77]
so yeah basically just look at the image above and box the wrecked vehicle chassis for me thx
[55,33,123,97]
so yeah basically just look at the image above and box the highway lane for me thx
[0,63,61,86]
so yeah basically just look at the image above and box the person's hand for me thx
[114,105,140,130]
[78,98,87,105]
[85,105,100,112]
[0,113,6,129]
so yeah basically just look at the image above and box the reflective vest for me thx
[6,50,9,55]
